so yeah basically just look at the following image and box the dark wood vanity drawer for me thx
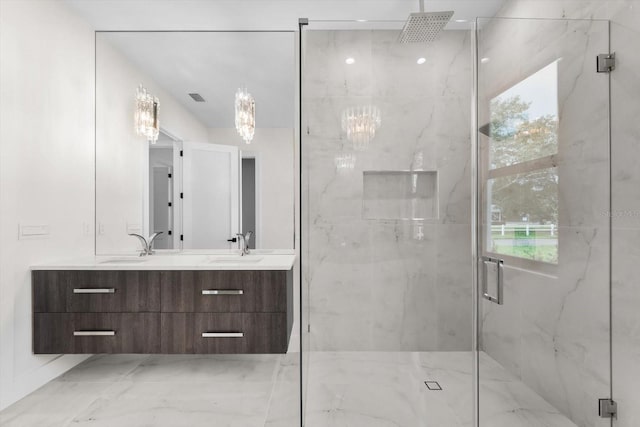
[33,313,160,354]
[160,270,288,313]
[32,270,161,313]
[160,313,289,354]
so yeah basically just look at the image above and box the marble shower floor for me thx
[1,351,576,427]
[305,351,577,427]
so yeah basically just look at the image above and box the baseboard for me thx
[0,353,92,411]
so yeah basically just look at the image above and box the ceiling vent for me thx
[188,93,206,102]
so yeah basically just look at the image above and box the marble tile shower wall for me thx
[494,3,640,427]
[478,16,612,427]
[487,1,640,425]
[303,30,472,351]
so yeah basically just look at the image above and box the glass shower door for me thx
[476,17,612,427]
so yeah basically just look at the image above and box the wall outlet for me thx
[98,223,105,235]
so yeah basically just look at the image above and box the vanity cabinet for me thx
[33,270,162,313]
[32,269,293,355]
[159,270,292,354]
[34,313,160,354]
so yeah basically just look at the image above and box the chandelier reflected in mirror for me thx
[341,105,382,151]
[334,153,356,173]
[134,84,159,143]
[235,86,255,144]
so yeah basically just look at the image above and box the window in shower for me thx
[483,61,559,265]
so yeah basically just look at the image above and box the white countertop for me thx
[30,250,296,271]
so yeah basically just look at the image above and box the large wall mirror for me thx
[95,31,296,254]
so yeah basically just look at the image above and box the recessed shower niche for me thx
[362,170,438,220]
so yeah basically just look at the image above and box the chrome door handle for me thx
[201,290,244,295]
[73,331,116,336]
[481,256,504,305]
[73,288,116,294]
[201,332,244,338]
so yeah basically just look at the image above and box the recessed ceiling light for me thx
[455,19,468,23]
[356,19,367,22]
[417,57,426,65]
[345,57,355,65]
[481,57,490,63]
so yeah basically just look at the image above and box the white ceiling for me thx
[68,0,508,128]
[65,1,508,31]
[100,31,295,128]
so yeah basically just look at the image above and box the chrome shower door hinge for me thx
[597,53,616,73]
[598,398,617,418]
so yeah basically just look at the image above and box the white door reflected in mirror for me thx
[182,142,240,249]
[149,139,241,250]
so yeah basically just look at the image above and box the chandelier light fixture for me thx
[134,84,159,143]
[235,86,255,144]
[341,105,382,151]
[334,153,356,172]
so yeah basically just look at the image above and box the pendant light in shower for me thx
[134,84,160,143]
[235,86,255,144]
[341,105,382,151]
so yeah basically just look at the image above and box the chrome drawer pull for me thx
[201,290,243,295]
[73,331,116,336]
[73,288,116,294]
[201,332,244,338]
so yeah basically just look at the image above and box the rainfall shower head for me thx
[398,0,453,43]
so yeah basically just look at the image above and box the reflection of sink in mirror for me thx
[208,256,264,264]
[100,259,147,264]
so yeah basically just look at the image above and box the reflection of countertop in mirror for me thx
[30,251,296,271]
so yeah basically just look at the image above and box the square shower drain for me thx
[424,381,442,391]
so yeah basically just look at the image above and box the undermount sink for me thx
[208,255,264,264]
[100,258,147,264]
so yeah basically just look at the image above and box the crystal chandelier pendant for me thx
[134,84,160,143]
[334,153,357,173]
[341,105,382,151]
[235,87,255,144]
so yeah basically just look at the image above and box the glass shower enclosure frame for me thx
[299,14,614,427]
[299,17,475,427]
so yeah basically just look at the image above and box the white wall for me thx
[0,0,95,410]
[95,35,209,254]
[208,128,295,250]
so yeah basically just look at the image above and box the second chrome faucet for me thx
[230,231,253,256]
[128,232,163,256]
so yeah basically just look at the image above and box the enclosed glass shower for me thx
[300,16,615,427]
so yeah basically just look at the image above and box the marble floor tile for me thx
[0,353,297,427]
[70,382,275,427]
[57,354,149,383]
[124,354,282,383]
[1,351,578,427]
[305,351,470,427]
[0,382,114,427]
[305,351,577,427]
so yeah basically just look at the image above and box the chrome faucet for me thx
[128,232,163,256]
[234,231,254,256]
